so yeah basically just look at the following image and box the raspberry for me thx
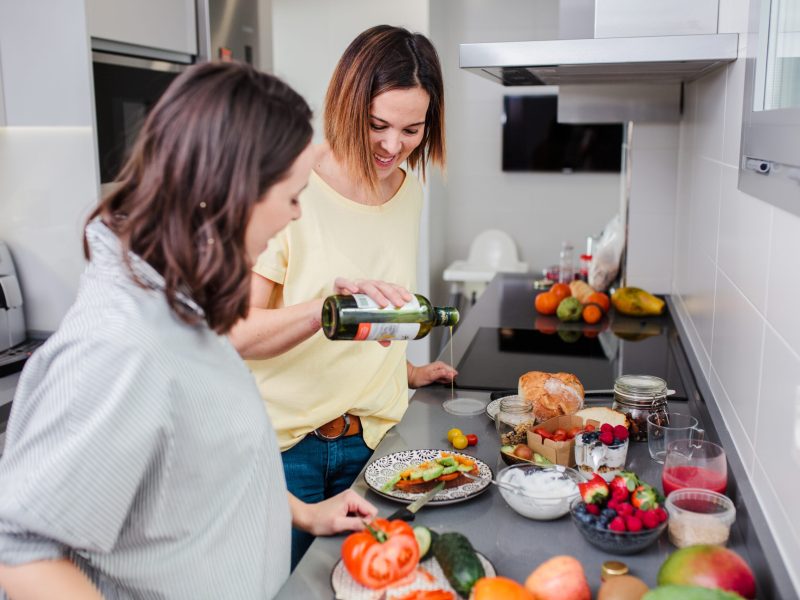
[655,507,668,523]
[634,509,646,520]
[600,423,613,434]
[616,502,634,517]
[612,488,629,502]
[607,498,620,510]
[613,425,629,441]
[598,431,614,445]
[642,510,660,529]
[585,503,601,515]
[609,516,627,532]
[625,516,643,532]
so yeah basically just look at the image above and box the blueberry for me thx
[575,502,586,514]
[599,516,611,526]
[581,433,592,444]
[602,508,617,519]
[594,521,607,531]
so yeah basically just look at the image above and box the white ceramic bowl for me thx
[497,464,584,520]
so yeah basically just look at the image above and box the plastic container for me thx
[497,464,582,520]
[665,488,735,548]
[574,435,629,482]
[611,375,671,442]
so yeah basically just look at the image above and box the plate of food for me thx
[332,524,495,600]
[364,449,493,505]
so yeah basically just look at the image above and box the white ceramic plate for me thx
[331,551,495,600]
[364,449,493,505]
[485,398,501,421]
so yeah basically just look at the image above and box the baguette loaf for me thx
[518,371,585,422]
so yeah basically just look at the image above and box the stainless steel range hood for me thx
[460,33,739,86]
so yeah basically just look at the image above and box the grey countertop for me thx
[275,274,791,598]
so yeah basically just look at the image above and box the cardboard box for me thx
[526,415,602,467]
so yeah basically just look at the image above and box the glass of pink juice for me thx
[662,439,727,496]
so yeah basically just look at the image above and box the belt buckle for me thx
[313,414,350,442]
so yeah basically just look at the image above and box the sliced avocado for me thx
[409,468,426,480]
[381,473,401,491]
[438,456,457,467]
[456,464,473,473]
[533,453,553,466]
[441,465,459,475]
[422,465,445,481]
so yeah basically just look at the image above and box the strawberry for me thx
[625,515,643,532]
[613,424,629,442]
[642,510,660,530]
[578,473,610,504]
[616,502,634,517]
[600,423,614,434]
[608,516,627,532]
[632,484,658,511]
[611,488,629,503]
[585,503,600,515]
[609,471,638,497]
[598,431,614,445]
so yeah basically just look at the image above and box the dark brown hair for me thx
[324,25,446,193]
[86,61,312,334]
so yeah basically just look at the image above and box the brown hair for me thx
[86,62,312,334]
[323,25,445,193]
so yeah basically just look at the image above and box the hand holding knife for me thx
[386,481,445,521]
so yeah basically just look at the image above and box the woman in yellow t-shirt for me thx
[229,25,454,568]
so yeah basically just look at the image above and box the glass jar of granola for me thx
[496,395,536,447]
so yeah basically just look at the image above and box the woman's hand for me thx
[408,361,458,389]
[290,490,378,537]
[333,277,412,309]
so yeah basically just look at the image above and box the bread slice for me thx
[574,406,630,428]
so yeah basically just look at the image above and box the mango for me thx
[643,585,743,600]
[657,545,755,599]
[611,287,665,317]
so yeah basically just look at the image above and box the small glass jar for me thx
[612,375,669,442]
[495,395,536,447]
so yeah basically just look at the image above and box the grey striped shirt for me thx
[0,221,291,598]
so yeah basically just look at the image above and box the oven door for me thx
[92,52,187,184]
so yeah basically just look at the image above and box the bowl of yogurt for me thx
[497,464,584,520]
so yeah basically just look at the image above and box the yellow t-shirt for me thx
[248,169,422,451]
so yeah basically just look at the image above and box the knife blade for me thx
[386,481,445,522]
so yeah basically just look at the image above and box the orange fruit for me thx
[584,291,610,313]
[534,292,559,315]
[550,283,571,303]
[473,576,533,600]
[582,303,603,325]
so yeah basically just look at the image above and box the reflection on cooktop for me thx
[453,326,686,396]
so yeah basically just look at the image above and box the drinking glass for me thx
[647,412,704,464]
[662,439,727,496]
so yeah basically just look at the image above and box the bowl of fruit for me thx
[570,471,668,555]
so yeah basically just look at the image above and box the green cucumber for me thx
[432,532,485,598]
[413,526,436,561]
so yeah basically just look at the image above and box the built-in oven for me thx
[92,51,189,184]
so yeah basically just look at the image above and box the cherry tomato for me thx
[567,426,582,439]
[553,428,567,437]
[534,427,553,440]
[452,435,468,450]
[446,428,463,443]
[552,432,567,442]
[466,434,478,446]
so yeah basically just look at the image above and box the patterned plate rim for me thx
[330,551,496,599]
[485,398,501,421]
[363,449,493,506]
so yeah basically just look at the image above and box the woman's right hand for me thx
[333,277,412,309]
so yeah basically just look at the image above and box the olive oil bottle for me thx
[322,294,459,341]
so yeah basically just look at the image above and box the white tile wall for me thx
[672,0,800,590]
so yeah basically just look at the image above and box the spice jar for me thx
[611,375,670,442]
[496,395,536,447]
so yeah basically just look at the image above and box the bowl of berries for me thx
[574,422,630,482]
[570,471,668,555]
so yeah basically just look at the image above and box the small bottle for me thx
[579,254,592,282]
[321,294,459,341]
[558,241,574,283]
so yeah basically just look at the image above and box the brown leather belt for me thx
[313,414,362,441]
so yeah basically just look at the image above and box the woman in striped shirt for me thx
[0,62,376,599]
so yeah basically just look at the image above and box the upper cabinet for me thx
[85,0,198,58]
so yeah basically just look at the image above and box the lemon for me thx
[446,428,463,443]
[452,435,468,450]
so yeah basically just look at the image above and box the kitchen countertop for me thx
[276,274,796,599]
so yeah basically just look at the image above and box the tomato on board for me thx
[341,519,420,589]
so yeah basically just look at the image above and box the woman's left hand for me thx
[299,489,378,537]
[408,361,457,389]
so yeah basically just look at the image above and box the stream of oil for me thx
[449,325,454,401]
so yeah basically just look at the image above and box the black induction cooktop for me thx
[454,324,686,398]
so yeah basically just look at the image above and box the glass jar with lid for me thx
[612,375,670,442]
[495,395,537,447]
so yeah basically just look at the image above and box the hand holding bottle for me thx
[333,277,413,308]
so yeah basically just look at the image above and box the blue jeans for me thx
[282,432,373,570]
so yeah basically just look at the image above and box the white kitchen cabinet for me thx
[86,0,197,57]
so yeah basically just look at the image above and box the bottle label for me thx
[351,294,422,341]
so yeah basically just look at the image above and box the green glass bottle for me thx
[321,294,459,341]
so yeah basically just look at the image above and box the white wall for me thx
[0,0,100,333]
[672,0,800,590]
[271,0,432,365]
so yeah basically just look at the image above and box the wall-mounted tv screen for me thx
[502,95,623,173]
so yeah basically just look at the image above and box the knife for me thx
[386,481,445,521]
